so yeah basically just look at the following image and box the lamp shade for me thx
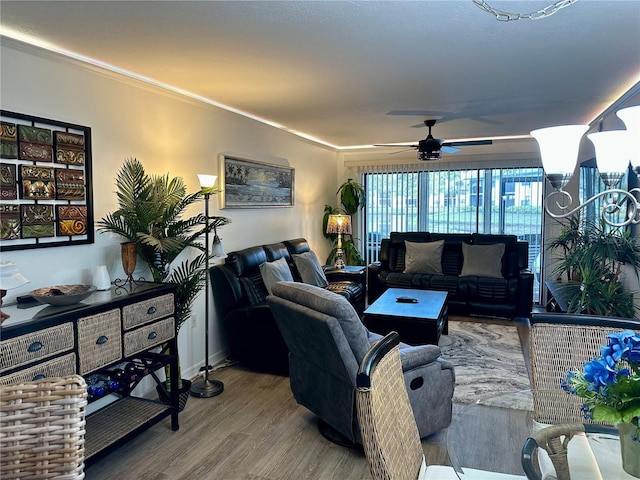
[530,125,588,189]
[617,105,640,172]
[587,130,630,187]
[197,174,217,188]
[326,214,352,235]
[0,261,29,290]
[211,234,226,257]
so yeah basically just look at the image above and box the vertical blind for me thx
[356,161,544,301]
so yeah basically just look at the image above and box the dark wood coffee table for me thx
[363,288,448,345]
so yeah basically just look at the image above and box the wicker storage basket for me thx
[0,375,87,480]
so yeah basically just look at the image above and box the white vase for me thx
[93,265,111,290]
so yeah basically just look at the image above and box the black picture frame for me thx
[219,155,294,208]
[0,110,94,251]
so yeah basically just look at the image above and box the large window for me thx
[363,166,544,301]
[580,158,630,227]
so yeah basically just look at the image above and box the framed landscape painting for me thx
[220,155,294,208]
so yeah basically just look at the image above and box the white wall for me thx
[1,38,339,381]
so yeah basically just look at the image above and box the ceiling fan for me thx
[375,119,492,161]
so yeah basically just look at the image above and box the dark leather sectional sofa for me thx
[209,238,365,375]
[368,232,534,319]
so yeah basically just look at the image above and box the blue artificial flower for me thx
[560,376,576,394]
[562,331,639,425]
[583,358,618,390]
[628,347,640,364]
[605,330,639,362]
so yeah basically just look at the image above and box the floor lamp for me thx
[190,174,224,398]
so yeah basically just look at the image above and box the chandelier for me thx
[531,105,640,227]
[472,0,579,21]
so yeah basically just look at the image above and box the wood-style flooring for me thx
[87,316,532,480]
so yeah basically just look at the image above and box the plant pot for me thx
[157,378,191,412]
[618,422,640,478]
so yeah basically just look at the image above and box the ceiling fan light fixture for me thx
[418,149,441,161]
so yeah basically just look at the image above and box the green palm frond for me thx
[99,158,231,329]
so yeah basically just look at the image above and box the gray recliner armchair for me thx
[266,281,455,445]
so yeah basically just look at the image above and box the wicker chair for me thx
[0,374,88,480]
[355,332,458,480]
[521,423,585,480]
[528,312,639,425]
[525,313,639,480]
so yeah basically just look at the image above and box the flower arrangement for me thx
[562,330,640,440]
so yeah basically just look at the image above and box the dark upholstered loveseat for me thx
[209,238,365,375]
[368,232,534,319]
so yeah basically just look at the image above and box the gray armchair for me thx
[266,281,455,445]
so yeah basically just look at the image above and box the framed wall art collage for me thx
[0,110,94,251]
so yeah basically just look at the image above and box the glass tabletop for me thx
[447,391,532,479]
[446,390,634,480]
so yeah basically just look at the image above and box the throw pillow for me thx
[259,257,294,295]
[292,250,329,288]
[460,242,505,279]
[403,240,444,275]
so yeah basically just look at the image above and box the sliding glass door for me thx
[363,166,544,301]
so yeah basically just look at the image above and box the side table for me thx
[324,265,366,283]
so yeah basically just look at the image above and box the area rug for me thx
[439,320,532,410]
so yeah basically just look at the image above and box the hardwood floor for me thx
[87,316,532,480]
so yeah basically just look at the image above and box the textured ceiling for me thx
[1,1,639,151]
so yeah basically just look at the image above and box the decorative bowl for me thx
[31,284,97,306]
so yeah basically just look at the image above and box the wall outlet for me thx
[191,314,198,328]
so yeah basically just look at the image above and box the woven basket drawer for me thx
[0,323,74,373]
[0,353,77,385]
[78,309,122,375]
[124,317,175,357]
[122,293,174,330]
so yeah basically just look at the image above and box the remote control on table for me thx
[396,296,418,303]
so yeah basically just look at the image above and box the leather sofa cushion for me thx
[227,245,268,276]
[239,271,269,305]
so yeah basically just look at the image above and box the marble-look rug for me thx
[439,319,533,410]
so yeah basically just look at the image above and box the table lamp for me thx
[0,261,29,322]
[326,214,352,269]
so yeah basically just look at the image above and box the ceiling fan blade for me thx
[472,117,503,126]
[387,110,450,117]
[389,148,416,155]
[441,146,460,154]
[374,144,419,148]
[443,139,493,147]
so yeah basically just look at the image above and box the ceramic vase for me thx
[94,265,111,290]
[618,421,640,478]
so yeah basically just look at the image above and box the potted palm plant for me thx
[324,178,366,266]
[546,215,640,317]
[98,158,230,405]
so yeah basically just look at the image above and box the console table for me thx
[0,281,180,466]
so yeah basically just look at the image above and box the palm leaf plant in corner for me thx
[546,214,640,318]
[98,158,231,395]
[324,178,366,266]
